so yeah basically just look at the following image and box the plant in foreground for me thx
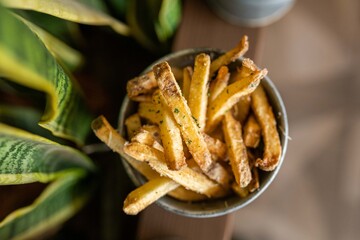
[0,0,181,238]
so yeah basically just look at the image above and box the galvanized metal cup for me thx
[118,48,288,218]
[207,0,295,27]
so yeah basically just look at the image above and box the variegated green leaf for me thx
[0,123,95,185]
[0,105,66,143]
[0,174,92,240]
[0,7,92,144]
[154,0,182,42]
[1,0,130,36]
[16,15,84,71]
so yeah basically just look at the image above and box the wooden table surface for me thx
[136,1,263,240]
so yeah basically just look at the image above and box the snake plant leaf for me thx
[154,0,182,43]
[126,0,182,54]
[16,15,84,71]
[0,7,92,144]
[0,123,95,185]
[0,174,92,240]
[0,0,130,36]
[0,105,68,144]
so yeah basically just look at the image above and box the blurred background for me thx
[232,0,360,239]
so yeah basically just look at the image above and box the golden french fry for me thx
[125,113,142,139]
[209,35,249,77]
[251,85,282,171]
[222,112,252,187]
[153,62,232,186]
[248,167,260,193]
[206,69,267,133]
[182,66,193,101]
[168,185,208,202]
[131,129,164,152]
[141,124,161,143]
[127,71,157,99]
[243,114,261,148]
[91,115,127,155]
[203,133,227,161]
[124,142,227,197]
[123,177,179,215]
[233,95,251,125]
[188,53,211,131]
[92,115,207,207]
[154,91,186,170]
[232,182,249,198]
[153,62,213,172]
[209,66,230,103]
[137,101,161,124]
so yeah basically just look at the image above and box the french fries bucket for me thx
[118,48,289,217]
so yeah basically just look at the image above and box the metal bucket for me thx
[118,48,289,218]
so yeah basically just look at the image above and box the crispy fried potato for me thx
[251,85,282,171]
[92,115,127,155]
[153,62,213,172]
[125,113,142,139]
[233,95,251,125]
[209,66,230,103]
[188,53,211,131]
[248,167,260,193]
[222,112,252,187]
[206,69,267,133]
[127,71,157,99]
[182,66,192,101]
[123,142,227,197]
[203,133,227,161]
[243,114,261,148]
[209,35,249,77]
[168,185,207,202]
[131,129,164,152]
[232,183,249,198]
[154,91,186,170]
[123,177,179,215]
[141,124,161,143]
[92,115,208,207]
[138,102,161,124]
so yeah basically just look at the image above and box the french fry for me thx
[92,115,209,207]
[124,142,227,197]
[123,177,179,215]
[127,71,157,99]
[248,167,260,193]
[243,114,261,148]
[91,115,127,155]
[251,85,282,171]
[141,124,161,143]
[154,91,186,170]
[232,182,249,198]
[222,112,252,187]
[168,185,207,202]
[153,62,213,172]
[203,133,227,161]
[153,62,232,186]
[125,113,142,139]
[206,69,267,133]
[131,129,164,152]
[182,66,192,101]
[209,35,249,77]
[188,53,211,131]
[209,66,230,103]
[138,101,161,124]
[233,95,251,125]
